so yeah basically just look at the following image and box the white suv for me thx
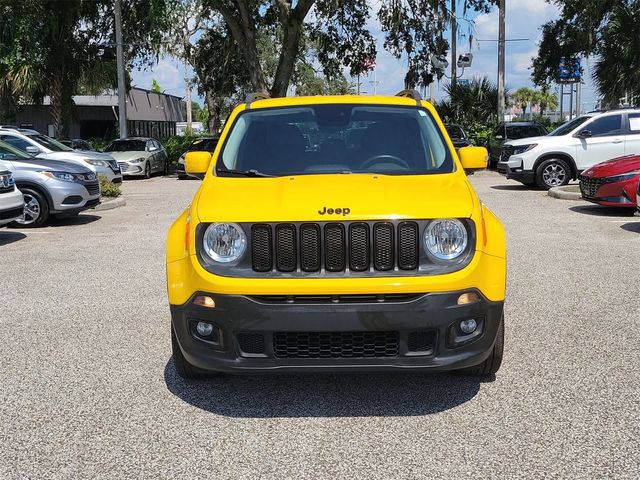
[0,161,24,226]
[498,109,640,189]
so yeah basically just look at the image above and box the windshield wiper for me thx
[217,168,273,177]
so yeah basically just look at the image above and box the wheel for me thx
[10,187,49,228]
[462,317,504,376]
[144,161,151,179]
[178,174,187,180]
[171,325,215,379]
[163,159,169,176]
[535,158,571,189]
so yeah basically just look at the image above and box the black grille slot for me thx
[84,181,100,196]
[237,333,266,354]
[349,223,369,271]
[407,331,435,353]
[324,223,346,272]
[275,224,296,272]
[249,293,423,304]
[579,176,604,198]
[373,222,394,271]
[398,222,419,270]
[0,185,14,194]
[273,331,399,358]
[251,225,273,272]
[300,224,321,272]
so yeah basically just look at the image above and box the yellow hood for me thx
[195,173,475,222]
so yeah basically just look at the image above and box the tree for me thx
[534,88,558,115]
[532,0,640,106]
[151,79,162,93]
[0,0,168,136]
[202,0,496,97]
[512,87,535,116]
[437,76,508,129]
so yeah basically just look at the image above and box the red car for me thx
[579,154,640,208]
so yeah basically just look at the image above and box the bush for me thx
[88,138,113,152]
[98,175,121,198]
[163,135,198,164]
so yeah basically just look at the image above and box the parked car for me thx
[444,124,472,151]
[0,127,121,183]
[167,91,506,379]
[59,139,94,151]
[105,138,168,178]
[488,122,548,168]
[177,136,219,179]
[0,140,100,227]
[578,154,640,208]
[0,163,24,226]
[498,109,640,189]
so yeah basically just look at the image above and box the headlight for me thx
[84,159,108,167]
[130,157,145,163]
[0,172,15,188]
[606,171,640,182]
[423,219,468,260]
[41,171,81,182]
[202,223,247,263]
[512,144,537,155]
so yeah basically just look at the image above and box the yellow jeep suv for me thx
[167,91,506,378]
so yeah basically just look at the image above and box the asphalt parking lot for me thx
[1,172,639,479]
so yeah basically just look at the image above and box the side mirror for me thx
[25,145,40,155]
[185,151,212,179]
[458,146,488,174]
[577,130,592,138]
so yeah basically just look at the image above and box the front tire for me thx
[535,158,571,189]
[10,187,49,228]
[463,317,504,376]
[171,326,215,379]
[144,161,152,179]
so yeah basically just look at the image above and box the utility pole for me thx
[114,0,127,139]
[497,0,506,122]
[451,0,457,88]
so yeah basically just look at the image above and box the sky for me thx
[131,0,598,113]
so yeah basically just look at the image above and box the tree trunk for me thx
[270,18,302,97]
[50,70,64,138]
[205,94,221,133]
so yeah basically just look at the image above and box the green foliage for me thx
[98,175,121,198]
[87,138,112,152]
[512,87,535,114]
[151,79,162,93]
[163,135,198,164]
[437,77,508,131]
[294,64,354,96]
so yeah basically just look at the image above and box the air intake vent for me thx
[251,225,272,272]
[300,223,321,272]
[373,222,394,271]
[275,224,296,272]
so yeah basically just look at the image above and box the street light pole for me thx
[451,0,457,88]
[497,0,506,122]
[114,0,128,139]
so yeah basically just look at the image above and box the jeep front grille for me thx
[250,221,420,274]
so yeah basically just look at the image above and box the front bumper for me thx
[0,187,24,225]
[94,165,122,183]
[171,290,504,373]
[119,161,146,176]
[48,180,101,214]
[499,157,534,184]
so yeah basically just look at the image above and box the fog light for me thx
[194,295,215,308]
[196,322,214,337]
[460,319,477,334]
[457,292,480,305]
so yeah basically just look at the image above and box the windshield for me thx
[105,140,147,152]
[0,139,33,160]
[445,125,465,139]
[187,138,218,152]
[28,134,73,152]
[548,116,590,136]
[217,104,453,176]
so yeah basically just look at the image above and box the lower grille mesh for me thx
[273,331,399,358]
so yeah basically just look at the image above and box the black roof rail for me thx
[395,89,422,104]
[245,91,271,106]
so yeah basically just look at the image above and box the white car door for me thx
[575,113,625,170]
[624,112,640,156]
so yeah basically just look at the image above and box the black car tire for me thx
[461,317,504,377]
[163,158,169,176]
[171,326,217,379]
[10,187,49,228]
[178,174,187,180]
[144,161,152,179]
[535,158,571,190]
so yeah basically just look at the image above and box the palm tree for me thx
[534,88,558,115]
[437,76,509,128]
[512,87,535,116]
[594,1,640,106]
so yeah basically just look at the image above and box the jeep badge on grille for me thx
[318,206,350,216]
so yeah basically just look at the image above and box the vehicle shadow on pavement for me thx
[0,231,26,246]
[490,184,535,191]
[164,360,482,417]
[48,214,101,227]
[569,205,637,217]
[620,222,640,233]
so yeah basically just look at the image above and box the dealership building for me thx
[5,87,185,139]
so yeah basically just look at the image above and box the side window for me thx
[537,126,548,136]
[627,113,640,135]
[585,115,622,137]
[0,135,31,151]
